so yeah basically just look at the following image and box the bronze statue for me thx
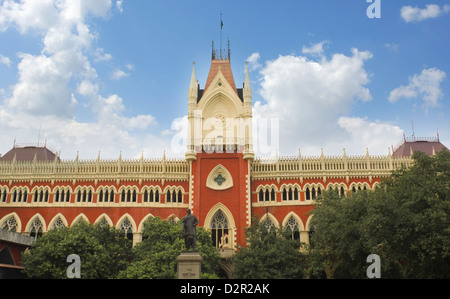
[181,209,199,251]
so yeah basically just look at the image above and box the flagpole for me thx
[220,13,223,59]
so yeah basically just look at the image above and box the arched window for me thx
[282,188,287,201]
[286,216,300,240]
[166,190,171,203]
[98,189,103,202]
[30,218,43,240]
[143,189,148,202]
[177,190,183,203]
[294,187,299,200]
[54,190,60,202]
[127,190,131,202]
[149,189,153,202]
[271,188,276,201]
[0,189,7,203]
[119,218,133,241]
[1,217,17,232]
[259,189,264,202]
[108,190,114,202]
[210,210,229,249]
[132,190,137,203]
[52,217,65,230]
[262,217,276,233]
[98,217,110,227]
[306,187,311,200]
[155,190,160,202]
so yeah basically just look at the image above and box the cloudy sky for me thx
[0,0,449,159]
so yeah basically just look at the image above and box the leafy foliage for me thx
[308,150,450,278]
[232,217,305,279]
[117,217,221,279]
[22,221,132,279]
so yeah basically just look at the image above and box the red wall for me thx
[192,152,249,247]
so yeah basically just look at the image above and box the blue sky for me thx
[0,0,449,159]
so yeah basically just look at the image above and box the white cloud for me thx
[389,68,446,108]
[253,46,403,156]
[384,43,399,52]
[77,80,99,97]
[111,69,129,80]
[401,4,450,23]
[116,0,124,13]
[0,0,162,159]
[246,52,261,70]
[302,40,330,58]
[4,52,78,117]
[93,48,112,62]
[337,117,404,155]
[0,54,11,67]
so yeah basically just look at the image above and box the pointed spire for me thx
[188,62,198,102]
[244,61,252,103]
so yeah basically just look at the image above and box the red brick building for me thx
[1,48,447,270]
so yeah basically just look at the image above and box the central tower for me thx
[186,43,254,253]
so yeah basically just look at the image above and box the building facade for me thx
[0,48,444,263]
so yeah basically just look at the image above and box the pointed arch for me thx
[166,214,179,224]
[116,213,137,233]
[0,212,22,232]
[260,213,279,232]
[25,214,46,239]
[204,203,236,249]
[138,213,155,233]
[48,213,69,230]
[71,213,90,226]
[282,211,305,231]
[94,214,114,227]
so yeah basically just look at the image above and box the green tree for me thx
[232,217,304,279]
[306,190,369,279]
[307,150,450,279]
[117,217,221,279]
[363,150,450,278]
[22,221,132,279]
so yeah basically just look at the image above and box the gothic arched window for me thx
[119,218,133,241]
[30,217,43,240]
[1,217,17,232]
[286,216,300,241]
[210,210,229,249]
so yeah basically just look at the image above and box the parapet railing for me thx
[0,156,190,184]
[251,152,412,182]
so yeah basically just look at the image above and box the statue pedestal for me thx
[176,251,203,279]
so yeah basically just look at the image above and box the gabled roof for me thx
[0,145,60,162]
[203,59,239,98]
[392,137,449,157]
